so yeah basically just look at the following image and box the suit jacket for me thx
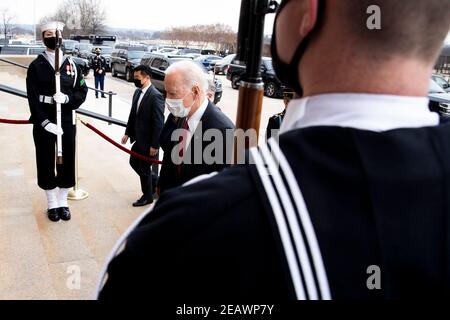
[158,101,235,193]
[125,85,165,152]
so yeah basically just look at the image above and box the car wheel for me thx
[126,68,133,82]
[264,82,278,98]
[231,75,240,90]
[111,65,117,77]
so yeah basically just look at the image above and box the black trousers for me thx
[129,144,157,201]
[32,122,76,190]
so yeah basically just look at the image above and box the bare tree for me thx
[160,24,237,52]
[40,0,107,37]
[0,8,15,44]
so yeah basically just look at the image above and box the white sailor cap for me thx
[40,21,65,33]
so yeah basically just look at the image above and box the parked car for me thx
[111,49,147,81]
[154,48,179,55]
[429,79,450,117]
[227,57,289,98]
[88,46,113,71]
[62,40,79,55]
[71,56,91,77]
[214,54,236,75]
[194,55,223,71]
[431,74,450,93]
[0,45,45,55]
[74,43,93,59]
[115,43,149,52]
[141,53,223,104]
[178,48,202,55]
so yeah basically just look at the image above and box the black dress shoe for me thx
[47,208,60,222]
[101,96,107,98]
[58,207,72,221]
[132,198,153,207]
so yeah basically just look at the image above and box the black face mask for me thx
[134,78,144,89]
[271,0,324,96]
[44,37,60,50]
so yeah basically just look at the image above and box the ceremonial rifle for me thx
[55,28,63,165]
[235,0,278,153]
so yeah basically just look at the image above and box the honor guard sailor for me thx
[98,0,450,300]
[26,21,88,222]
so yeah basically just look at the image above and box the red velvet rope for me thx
[80,119,162,165]
[0,118,31,124]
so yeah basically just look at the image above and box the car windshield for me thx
[64,42,77,49]
[98,47,113,54]
[79,44,92,51]
[429,79,446,93]
[128,51,146,59]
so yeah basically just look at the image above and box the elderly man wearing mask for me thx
[157,60,234,194]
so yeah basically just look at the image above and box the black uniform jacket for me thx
[99,121,450,301]
[26,54,88,126]
[157,101,235,193]
[125,85,165,152]
[92,55,107,76]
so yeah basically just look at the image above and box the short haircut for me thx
[133,65,152,78]
[165,60,209,93]
[339,0,450,61]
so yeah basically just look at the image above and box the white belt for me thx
[39,95,54,104]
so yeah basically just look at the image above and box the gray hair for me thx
[165,60,209,93]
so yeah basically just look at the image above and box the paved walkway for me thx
[0,83,152,300]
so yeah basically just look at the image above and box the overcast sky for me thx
[2,0,276,34]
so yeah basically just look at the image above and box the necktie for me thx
[177,118,190,177]
[136,90,144,114]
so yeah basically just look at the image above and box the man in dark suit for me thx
[158,60,234,194]
[121,65,165,207]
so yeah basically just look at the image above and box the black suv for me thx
[111,49,147,81]
[227,57,289,98]
[141,53,223,104]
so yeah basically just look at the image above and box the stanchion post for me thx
[108,91,113,125]
[68,116,89,201]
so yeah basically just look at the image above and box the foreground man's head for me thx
[271,0,450,97]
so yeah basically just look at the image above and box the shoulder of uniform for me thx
[126,165,259,256]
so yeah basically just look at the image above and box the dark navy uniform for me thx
[98,115,450,300]
[92,54,107,98]
[26,53,88,190]
[266,109,286,141]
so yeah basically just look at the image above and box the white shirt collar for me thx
[140,83,151,95]
[281,93,439,134]
[187,97,208,133]
[43,50,64,70]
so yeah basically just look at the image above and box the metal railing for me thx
[0,57,118,123]
[0,83,126,127]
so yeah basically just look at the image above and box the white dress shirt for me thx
[281,93,439,134]
[136,83,151,114]
[185,98,209,148]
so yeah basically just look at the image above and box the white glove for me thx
[53,92,69,104]
[44,123,64,136]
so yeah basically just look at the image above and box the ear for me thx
[299,0,319,38]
